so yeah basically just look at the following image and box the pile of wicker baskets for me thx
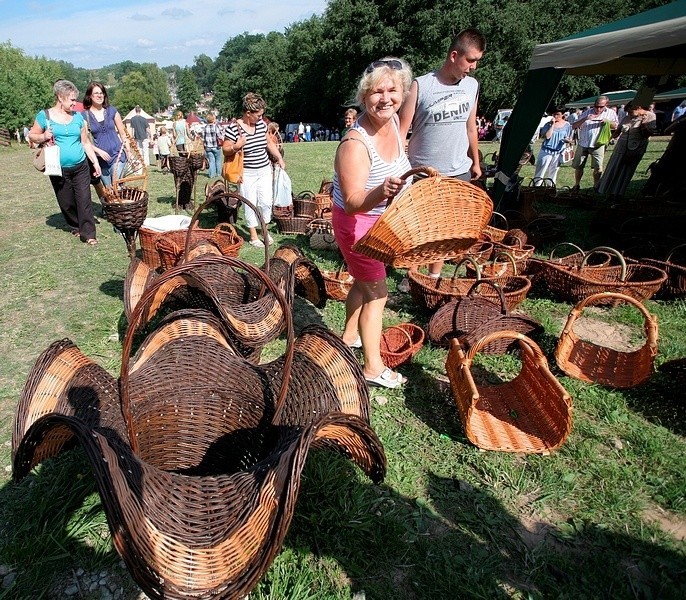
[13,255,385,600]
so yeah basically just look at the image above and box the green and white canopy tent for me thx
[565,90,636,109]
[494,0,686,204]
[654,86,686,101]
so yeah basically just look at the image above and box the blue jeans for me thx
[205,147,221,178]
[99,159,125,187]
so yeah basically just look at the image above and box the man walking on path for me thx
[399,27,485,278]
[130,106,151,166]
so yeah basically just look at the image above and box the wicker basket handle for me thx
[502,235,524,249]
[541,178,556,189]
[297,190,316,200]
[112,131,148,193]
[489,212,508,230]
[398,165,440,181]
[120,255,295,452]
[581,246,626,281]
[183,192,270,271]
[490,250,518,276]
[336,262,349,279]
[549,242,584,261]
[466,279,508,315]
[665,243,686,263]
[562,292,658,353]
[451,256,481,281]
[465,330,546,363]
[213,222,238,236]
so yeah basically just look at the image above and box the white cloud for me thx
[0,0,327,69]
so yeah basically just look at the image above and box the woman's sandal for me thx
[365,367,407,389]
[71,230,80,237]
[85,239,98,246]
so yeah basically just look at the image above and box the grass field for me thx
[0,138,684,599]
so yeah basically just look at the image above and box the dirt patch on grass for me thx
[560,311,645,353]
[643,505,686,542]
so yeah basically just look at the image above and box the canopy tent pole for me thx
[492,67,564,207]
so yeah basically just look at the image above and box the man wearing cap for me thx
[571,95,618,190]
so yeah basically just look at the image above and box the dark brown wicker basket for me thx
[101,187,149,258]
[427,280,507,347]
[380,323,425,368]
[641,244,686,299]
[555,292,658,388]
[408,257,483,312]
[13,256,386,600]
[294,195,317,218]
[274,213,313,234]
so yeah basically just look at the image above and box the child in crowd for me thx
[152,134,159,166]
[157,127,171,173]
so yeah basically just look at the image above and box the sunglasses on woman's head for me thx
[365,59,403,74]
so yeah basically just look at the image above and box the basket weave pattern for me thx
[379,323,425,368]
[446,332,572,453]
[555,292,658,388]
[352,168,493,267]
[13,256,386,600]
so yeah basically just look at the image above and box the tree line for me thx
[1,0,681,132]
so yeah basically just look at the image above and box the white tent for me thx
[122,108,155,124]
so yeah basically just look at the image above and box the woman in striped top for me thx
[223,92,285,247]
[332,57,413,389]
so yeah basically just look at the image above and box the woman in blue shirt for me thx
[29,80,101,245]
[533,108,573,185]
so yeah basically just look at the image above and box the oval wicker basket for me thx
[322,264,354,302]
[380,323,425,368]
[352,166,493,267]
[555,292,658,388]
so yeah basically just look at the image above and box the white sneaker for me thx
[266,234,274,245]
[250,239,265,248]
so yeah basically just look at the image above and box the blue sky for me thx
[0,0,328,69]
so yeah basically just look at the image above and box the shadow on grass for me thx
[622,372,686,437]
[3,434,685,599]
[289,456,686,599]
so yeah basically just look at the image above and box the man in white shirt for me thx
[571,95,618,190]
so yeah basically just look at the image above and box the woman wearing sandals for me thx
[29,79,101,245]
[332,57,413,389]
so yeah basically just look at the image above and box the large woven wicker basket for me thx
[446,332,572,454]
[352,166,493,267]
[555,292,658,388]
[13,257,387,600]
[542,246,667,304]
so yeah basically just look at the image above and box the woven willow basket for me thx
[446,332,572,454]
[555,292,658,388]
[352,166,493,267]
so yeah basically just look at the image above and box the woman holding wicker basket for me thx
[332,57,413,389]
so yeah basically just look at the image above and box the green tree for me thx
[212,70,233,120]
[0,43,61,130]
[111,71,154,115]
[177,68,200,115]
[192,54,214,93]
